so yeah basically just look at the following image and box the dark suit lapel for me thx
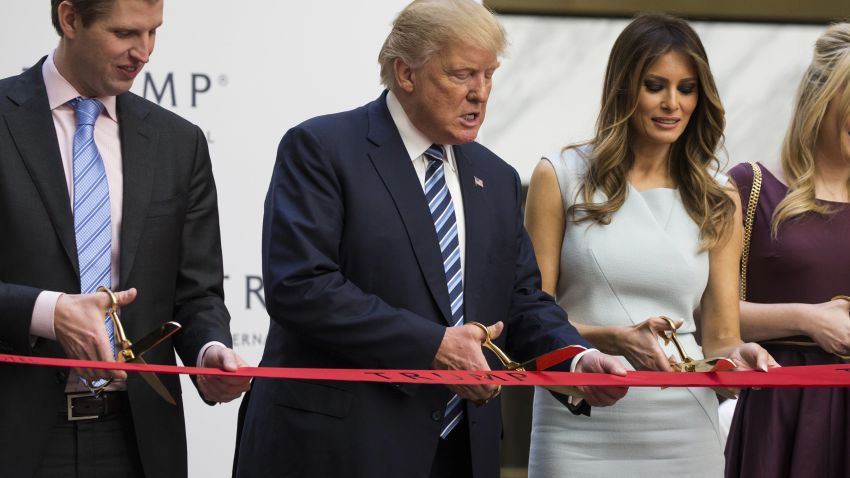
[3,64,79,279]
[116,93,158,287]
[365,95,453,324]
[454,146,485,324]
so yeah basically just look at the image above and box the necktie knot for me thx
[424,144,445,163]
[70,97,104,127]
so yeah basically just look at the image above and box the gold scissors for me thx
[93,286,181,404]
[467,321,587,400]
[467,322,586,371]
[657,316,737,372]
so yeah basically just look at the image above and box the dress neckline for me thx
[758,162,850,206]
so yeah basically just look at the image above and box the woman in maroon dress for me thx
[725,23,850,477]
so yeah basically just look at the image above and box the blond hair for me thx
[772,22,850,236]
[378,0,506,90]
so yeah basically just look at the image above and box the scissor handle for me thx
[467,321,523,370]
[97,286,134,361]
[657,316,691,365]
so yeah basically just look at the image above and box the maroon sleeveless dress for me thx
[725,162,850,478]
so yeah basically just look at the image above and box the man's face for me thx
[62,0,163,97]
[403,44,499,145]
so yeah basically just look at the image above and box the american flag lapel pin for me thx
[474,176,485,188]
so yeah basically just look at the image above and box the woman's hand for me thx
[614,317,683,372]
[724,342,778,372]
[713,342,780,399]
[803,298,850,356]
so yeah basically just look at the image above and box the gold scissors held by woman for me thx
[657,316,737,372]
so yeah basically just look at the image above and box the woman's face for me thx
[817,95,850,164]
[630,50,699,152]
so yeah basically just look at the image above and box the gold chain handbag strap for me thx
[740,162,763,301]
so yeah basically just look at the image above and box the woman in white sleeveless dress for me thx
[525,14,777,477]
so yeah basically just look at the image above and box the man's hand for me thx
[197,346,252,403]
[432,321,504,403]
[573,350,628,407]
[54,288,137,383]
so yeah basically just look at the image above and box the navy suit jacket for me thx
[0,59,232,478]
[235,92,589,478]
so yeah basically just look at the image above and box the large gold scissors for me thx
[467,321,587,399]
[657,316,737,372]
[94,286,181,405]
[467,322,586,371]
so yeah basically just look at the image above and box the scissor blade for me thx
[520,345,586,371]
[674,357,738,373]
[129,356,177,405]
[704,357,737,373]
[127,321,181,358]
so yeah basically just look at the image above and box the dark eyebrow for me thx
[644,74,698,83]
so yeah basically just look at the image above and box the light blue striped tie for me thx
[423,144,465,438]
[70,97,116,389]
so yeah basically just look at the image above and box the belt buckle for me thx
[66,392,99,421]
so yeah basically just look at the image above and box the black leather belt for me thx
[65,392,130,421]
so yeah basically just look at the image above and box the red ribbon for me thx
[2,353,849,388]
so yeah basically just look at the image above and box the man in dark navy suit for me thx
[236,1,628,476]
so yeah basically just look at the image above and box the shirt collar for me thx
[43,50,118,122]
[386,90,456,172]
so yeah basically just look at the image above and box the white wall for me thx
[0,2,823,475]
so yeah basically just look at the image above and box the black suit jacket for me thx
[235,92,589,478]
[0,59,232,478]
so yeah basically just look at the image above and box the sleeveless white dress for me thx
[528,147,725,477]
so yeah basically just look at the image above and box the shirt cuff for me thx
[569,348,598,373]
[567,348,598,406]
[197,341,229,367]
[30,291,63,340]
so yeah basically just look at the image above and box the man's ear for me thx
[57,1,81,39]
[393,58,415,94]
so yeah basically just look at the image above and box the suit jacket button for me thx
[431,410,442,421]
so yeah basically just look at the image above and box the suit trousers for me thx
[34,395,145,478]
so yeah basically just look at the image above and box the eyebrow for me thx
[644,74,698,83]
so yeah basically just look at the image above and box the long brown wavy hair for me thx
[772,22,850,236]
[567,13,734,249]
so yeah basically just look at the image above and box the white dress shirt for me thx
[385,90,466,274]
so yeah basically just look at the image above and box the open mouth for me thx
[652,117,680,129]
[117,65,141,80]
[460,112,480,126]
